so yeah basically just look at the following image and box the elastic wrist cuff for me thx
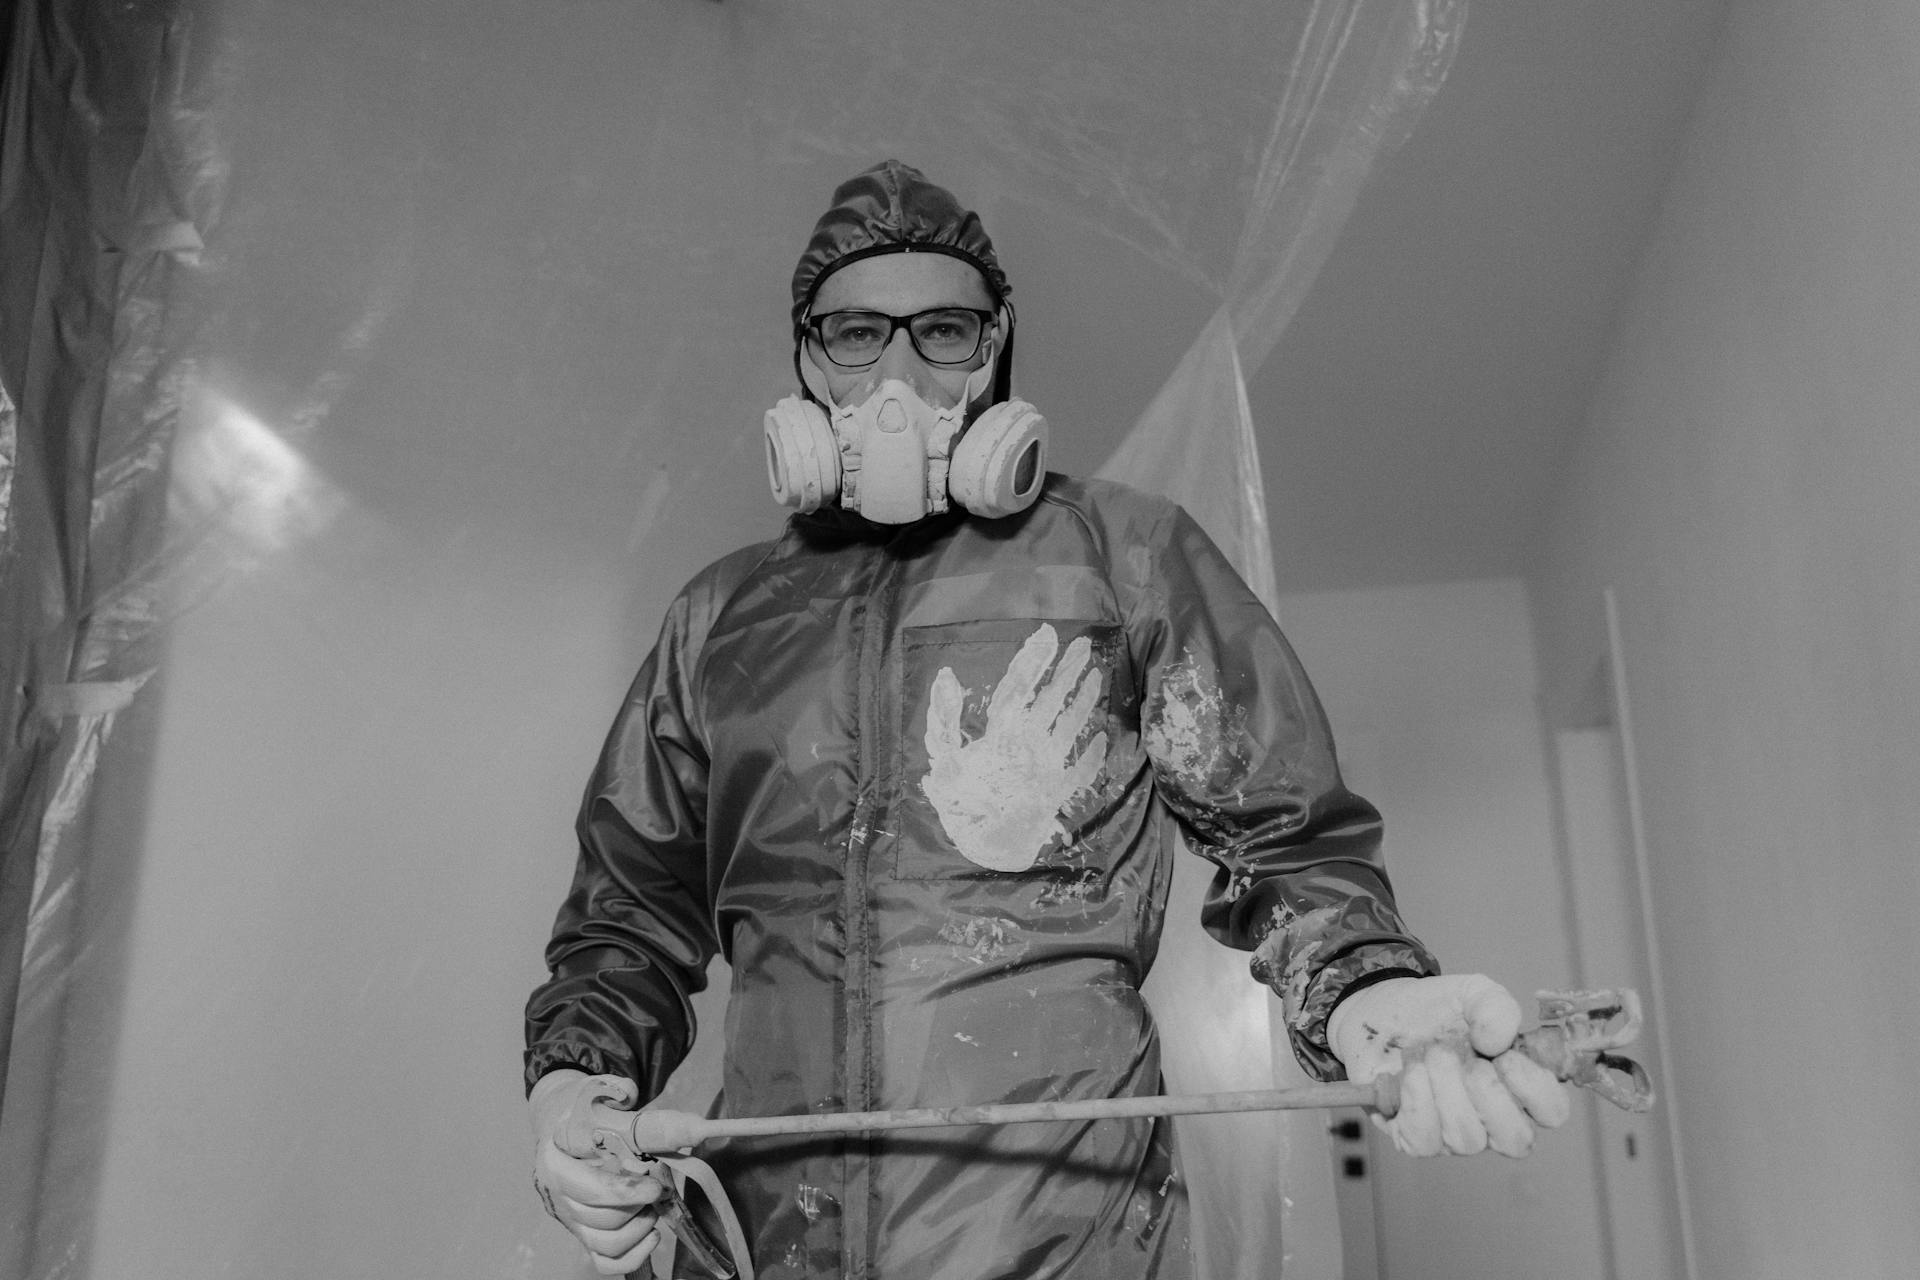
[1325,965,1430,1015]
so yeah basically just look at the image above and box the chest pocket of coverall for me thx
[893,618,1132,880]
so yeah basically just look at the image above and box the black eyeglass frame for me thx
[803,307,999,369]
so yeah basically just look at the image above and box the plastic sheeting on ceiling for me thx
[0,1,1460,1276]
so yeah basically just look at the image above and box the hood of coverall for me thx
[790,159,1016,406]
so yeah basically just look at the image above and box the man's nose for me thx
[870,326,937,394]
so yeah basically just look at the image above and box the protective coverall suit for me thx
[525,478,1438,1278]
[525,161,1439,1279]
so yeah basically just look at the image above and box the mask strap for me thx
[963,305,1012,414]
[796,327,842,410]
[958,358,994,416]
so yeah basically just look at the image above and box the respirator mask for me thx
[764,314,1049,523]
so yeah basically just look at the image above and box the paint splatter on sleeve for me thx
[1251,905,1434,1079]
[1128,499,1439,1078]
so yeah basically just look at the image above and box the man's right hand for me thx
[529,1069,668,1276]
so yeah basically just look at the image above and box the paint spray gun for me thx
[558,1082,753,1279]
[568,988,1652,1280]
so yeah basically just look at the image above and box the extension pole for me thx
[619,1080,1396,1152]
[594,989,1650,1156]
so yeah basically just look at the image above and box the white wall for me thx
[83,535,636,1278]
[1530,3,1920,1276]
[1275,577,1605,1280]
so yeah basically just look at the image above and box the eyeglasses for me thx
[805,307,996,369]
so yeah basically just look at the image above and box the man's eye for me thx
[830,323,883,347]
[913,312,979,348]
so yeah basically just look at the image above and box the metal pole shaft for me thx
[678,1082,1388,1143]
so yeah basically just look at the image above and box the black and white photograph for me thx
[0,2,1911,1277]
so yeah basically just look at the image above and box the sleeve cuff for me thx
[524,1041,631,1096]
[1280,944,1437,1081]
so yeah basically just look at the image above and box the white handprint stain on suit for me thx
[921,623,1109,872]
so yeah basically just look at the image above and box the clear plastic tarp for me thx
[0,1,1460,1275]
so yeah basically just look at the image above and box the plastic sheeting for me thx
[1103,7,1458,1272]
[0,1,1459,1276]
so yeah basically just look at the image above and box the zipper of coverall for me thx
[842,533,902,1280]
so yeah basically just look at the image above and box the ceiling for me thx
[1240,0,1732,592]
[162,0,1735,606]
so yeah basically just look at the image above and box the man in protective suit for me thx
[525,160,1569,1279]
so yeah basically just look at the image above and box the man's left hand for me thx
[1328,973,1571,1157]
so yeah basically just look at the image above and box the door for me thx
[1553,724,1687,1280]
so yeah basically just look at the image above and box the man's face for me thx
[807,253,999,409]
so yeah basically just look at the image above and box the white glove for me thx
[529,1070,668,1276]
[1327,974,1571,1157]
